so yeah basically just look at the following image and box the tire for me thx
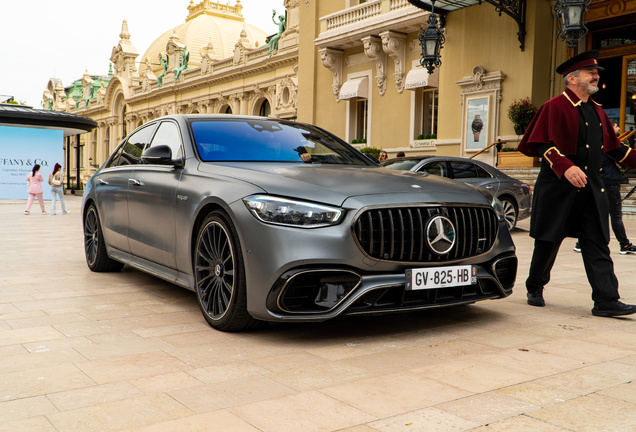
[500,198,518,231]
[194,211,260,331]
[84,204,124,272]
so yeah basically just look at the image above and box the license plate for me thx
[405,265,476,290]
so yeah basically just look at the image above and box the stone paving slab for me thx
[1,197,636,431]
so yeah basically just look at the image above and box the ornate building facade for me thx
[47,0,636,182]
[46,0,300,185]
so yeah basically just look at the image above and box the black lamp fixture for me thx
[417,0,445,75]
[553,0,592,49]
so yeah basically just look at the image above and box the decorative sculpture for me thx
[157,53,169,87]
[268,10,286,53]
[174,47,190,80]
[84,82,94,107]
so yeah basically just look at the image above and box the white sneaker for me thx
[42,211,48,215]
[24,210,30,215]
[63,211,70,215]
[51,213,56,215]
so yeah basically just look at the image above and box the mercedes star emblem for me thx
[426,215,456,255]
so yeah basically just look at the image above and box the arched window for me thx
[259,99,271,117]
[224,105,233,114]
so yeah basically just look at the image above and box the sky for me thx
[0,0,282,108]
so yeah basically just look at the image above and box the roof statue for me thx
[174,46,190,80]
[267,10,286,53]
[157,53,169,87]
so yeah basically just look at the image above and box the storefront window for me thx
[422,89,438,136]
[356,99,368,140]
[624,58,636,133]
[592,24,636,50]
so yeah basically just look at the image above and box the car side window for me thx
[475,165,493,178]
[105,144,125,169]
[451,161,478,179]
[418,161,448,177]
[108,125,156,167]
[146,122,182,160]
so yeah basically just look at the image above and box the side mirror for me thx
[142,145,183,167]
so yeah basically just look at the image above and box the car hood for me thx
[197,162,490,207]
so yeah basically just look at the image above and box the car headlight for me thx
[491,197,505,223]
[243,195,344,228]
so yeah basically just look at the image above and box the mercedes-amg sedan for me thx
[82,115,517,331]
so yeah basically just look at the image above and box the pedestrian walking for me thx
[574,122,636,254]
[25,164,47,215]
[517,50,636,317]
[48,163,68,215]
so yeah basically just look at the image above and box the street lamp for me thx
[417,0,445,75]
[553,0,592,49]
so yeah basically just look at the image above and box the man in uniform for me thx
[518,50,636,317]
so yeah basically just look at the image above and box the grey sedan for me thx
[82,115,517,331]
[382,156,531,230]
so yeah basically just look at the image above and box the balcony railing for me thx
[390,0,411,11]
[324,0,383,31]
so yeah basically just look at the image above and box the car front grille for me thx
[353,205,498,263]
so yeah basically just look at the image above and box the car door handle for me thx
[128,179,143,186]
[485,185,495,189]
[97,179,109,185]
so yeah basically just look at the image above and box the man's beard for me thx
[583,81,599,95]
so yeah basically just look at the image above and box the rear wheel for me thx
[500,198,518,231]
[84,204,124,272]
[194,211,260,331]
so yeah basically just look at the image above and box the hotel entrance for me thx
[587,7,636,142]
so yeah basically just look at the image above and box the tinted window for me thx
[147,122,182,159]
[105,144,125,169]
[418,161,448,177]
[190,119,368,165]
[451,161,479,179]
[475,164,493,178]
[382,159,423,171]
[110,125,156,167]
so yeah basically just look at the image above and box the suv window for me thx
[108,125,156,167]
[146,121,182,160]
[451,161,478,179]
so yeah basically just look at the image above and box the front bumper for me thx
[229,200,517,322]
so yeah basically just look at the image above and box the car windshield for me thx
[190,119,369,165]
[382,159,422,171]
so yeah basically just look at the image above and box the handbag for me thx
[52,177,62,187]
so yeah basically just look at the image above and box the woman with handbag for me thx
[25,164,47,215]
[49,163,68,215]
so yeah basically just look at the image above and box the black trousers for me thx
[527,185,620,304]
[607,184,630,247]
[526,237,619,303]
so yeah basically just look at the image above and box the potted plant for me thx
[507,97,537,135]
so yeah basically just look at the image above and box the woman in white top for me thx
[49,163,68,215]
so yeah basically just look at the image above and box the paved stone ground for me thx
[1,196,636,432]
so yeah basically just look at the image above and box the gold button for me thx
[599,168,602,171]
[601,145,604,149]
[600,123,602,126]
[586,122,589,126]
[586,145,589,148]
[585,166,588,170]
[601,188,605,192]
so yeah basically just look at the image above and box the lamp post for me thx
[416,0,445,75]
[553,0,592,49]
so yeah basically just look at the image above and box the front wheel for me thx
[194,211,260,331]
[84,204,124,272]
[500,198,518,231]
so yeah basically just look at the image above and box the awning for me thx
[405,67,431,90]
[339,77,368,100]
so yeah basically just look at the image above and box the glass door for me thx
[621,55,636,136]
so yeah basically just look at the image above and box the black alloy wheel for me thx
[500,198,518,231]
[84,204,124,272]
[194,211,260,331]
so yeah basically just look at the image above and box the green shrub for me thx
[359,146,382,159]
